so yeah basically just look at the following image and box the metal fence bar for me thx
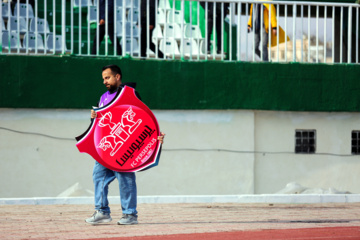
[197,1,200,60]
[276,3,279,62]
[78,0,82,55]
[284,3,287,62]
[180,0,184,59]
[221,2,224,61]
[300,4,303,62]
[357,7,359,63]
[251,3,255,61]
[212,1,215,58]
[0,3,2,53]
[347,6,352,64]
[105,0,108,55]
[245,2,248,61]
[87,2,91,55]
[122,0,126,57]
[70,0,74,54]
[324,6,327,63]
[0,0,359,64]
[237,2,240,61]
[15,0,19,54]
[268,3,271,62]
[307,4,310,63]
[260,3,263,61]
[293,4,296,62]
[316,5,319,63]
[340,6,343,63]
[332,6,335,64]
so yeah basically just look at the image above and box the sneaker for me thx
[117,214,138,225]
[85,210,112,224]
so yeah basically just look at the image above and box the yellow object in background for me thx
[270,26,290,47]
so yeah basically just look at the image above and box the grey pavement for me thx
[1,202,360,240]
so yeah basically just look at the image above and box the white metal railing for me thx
[0,0,359,64]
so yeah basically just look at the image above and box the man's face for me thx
[102,68,121,91]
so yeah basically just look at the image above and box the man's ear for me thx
[116,73,121,81]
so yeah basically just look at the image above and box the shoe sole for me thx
[85,218,112,225]
[117,221,138,225]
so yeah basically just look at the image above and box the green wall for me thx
[0,55,359,112]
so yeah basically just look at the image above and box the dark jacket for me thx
[141,0,156,26]
[99,0,115,24]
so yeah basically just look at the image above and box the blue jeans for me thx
[92,161,137,215]
[254,27,269,61]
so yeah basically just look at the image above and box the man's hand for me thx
[272,28,277,36]
[99,19,105,25]
[91,109,97,119]
[157,132,165,144]
[247,26,251,33]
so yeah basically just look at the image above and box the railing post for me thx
[308,4,310,63]
[52,0,56,54]
[347,6,352,63]
[324,6,327,63]
[301,4,304,62]
[88,1,91,55]
[316,5,319,63]
[293,3,296,62]
[340,6,343,63]
[332,6,335,63]
[0,3,2,54]
[62,0,66,54]
[357,7,359,63]
[70,0,74,55]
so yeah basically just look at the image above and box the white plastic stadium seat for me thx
[158,0,171,10]
[115,7,124,22]
[47,34,68,53]
[9,16,28,34]
[22,32,45,52]
[163,23,182,39]
[151,24,163,43]
[125,22,139,37]
[127,8,139,23]
[29,18,50,34]
[2,19,6,31]
[14,3,34,19]
[74,0,93,8]
[122,37,139,54]
[159,38,180,56]
[184,24,203,39]
[2,2,12,19]
[87,6,97,24]
[2,31,23,50]
[181,38,199,56]
[156,9,166,25]
[167,10,185,24]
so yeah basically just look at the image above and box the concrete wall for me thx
[254,111,360,194]
[0,109,255,198]
[1,108,359,198]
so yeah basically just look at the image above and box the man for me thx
[140,0,164,58]
[200,2,229,54]
[247,3,277,61]
[92,0,122,56]
[86,64,165,225]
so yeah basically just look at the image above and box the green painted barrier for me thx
[0,55,359,112]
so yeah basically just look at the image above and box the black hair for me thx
[102,64,122,78]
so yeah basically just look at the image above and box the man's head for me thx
[102,64,122,91]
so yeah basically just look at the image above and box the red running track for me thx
[84,226,360,240]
